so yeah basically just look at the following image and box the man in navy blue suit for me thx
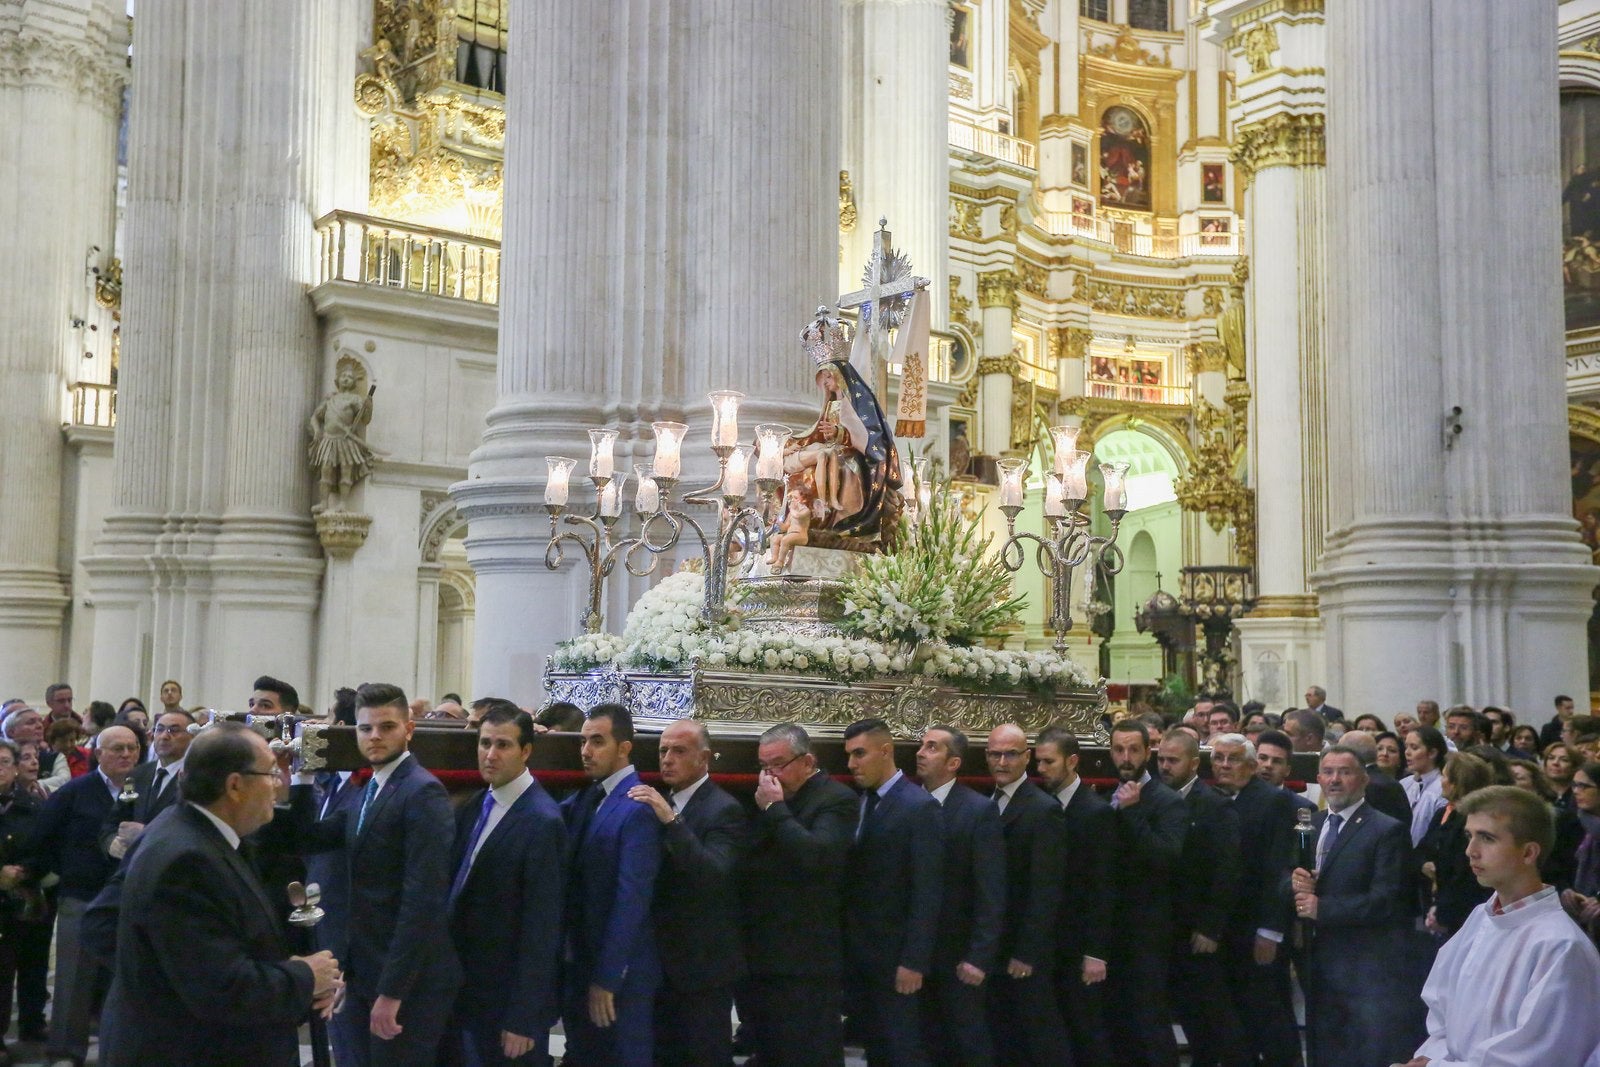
[561,703,662,1067]
[304,683,462,1067]
[914,724,1003,1067]
[627,718,748,1067]
[446,703,566,1066]
[843,717,944,1067]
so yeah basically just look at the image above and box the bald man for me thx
[1338,729,1412,825]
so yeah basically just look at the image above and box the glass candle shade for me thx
[651,421,687,480]
[707,391,744,449]
[587,428,617,479]
[544,456,577,506]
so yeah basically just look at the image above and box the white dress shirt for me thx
[466,769,535,869]
[671,772,709,814]
[993,775,1025,814]
[928,778,956,805]
[189,801,241,850]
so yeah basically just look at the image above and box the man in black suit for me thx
[1303,686,1343,724]
[983,723,1070,1067]
[914,724,1003,1067]
[1156,730,1245,1067]
[1105,718,1187,1067]
[843,717,943,1067]
[99,723,342,1066]
[1208,734,1300,1067]
[739,723,856,1067]
[3,723,141,1067]
[447,704,566,1066]
[304,683,461,1067]
[627,718,747,1067]
[103,707,194,860]
[1540,693,1576,749]
[1338,730,1411,825]
[308,687,365,1067]
[1033,726,1114,1067]
[1290,747,1425,1067]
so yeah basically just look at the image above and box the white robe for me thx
[1414,887,1600,1067]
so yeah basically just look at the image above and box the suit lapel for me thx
[1320,805,1368,871]
[353,757,413,848]
[189,808,281,938]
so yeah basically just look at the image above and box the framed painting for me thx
[949,3,974,70]
[1201,163,1226,204]
[1071,141,1089,187]
[1099,106,1152,211]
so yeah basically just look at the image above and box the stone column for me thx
[1206,0,1328,709]
[84,0,363,705]
[1312,0,1594,712]
[454,0,840,705]
[840,0,949,324]
[976,269,1017,459]
[0,2,125,699]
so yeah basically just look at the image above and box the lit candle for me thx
[599,473,627,518]
[755,424,790,480]
[588,428,618,479]
[1049,425,1081,477]
[1043,474,1065,518]
[651,421,687,479]
[708,391,744,449]
[544,456,576,507]
[998,459,1026,509]
[724,445,750,499]
[1061,450,1091,502]
[633,463,660,514]
[1101,461,1130,513]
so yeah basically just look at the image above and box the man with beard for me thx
[1104,719,1187,1067]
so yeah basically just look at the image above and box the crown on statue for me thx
[800,305,853,367]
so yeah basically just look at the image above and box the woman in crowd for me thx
[114,699,148,735]
[0,739,48,1056]
[1392,710,1419,738]
[12,746,44,805]
[1416,751,1496,940]
[1403,725,1450,845]
[1508,757,1556,801]
[43,720,89,780]
[1508,724,1541,761]
[1558,762,1600,945]
[83,701,115,738]
[1374,730,1404,778]
[1545,741,1577,812]
[1353,713,1385,734]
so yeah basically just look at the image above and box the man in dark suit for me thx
[307,685,363,1067]
[739,723,856,1067]
[914,724,1003,1067]
[1338,730,1411,825]
[843,717,944,1067]
[1290,747,1425,1067]
[1209,734,1301,1067]
[983,723,1070,1067]
[102,707,195,860]
[1156,731,1245,1067]
[447,704,566,1066]
[1105,718,1187,1067]
[1034,726,1114,1067]
[3,724,141,1067]
[560,703,662,1067]
[1303,686,1343,724]
[99,723,341,1066]
[626,718,747,1067]
[303,682,461,1067]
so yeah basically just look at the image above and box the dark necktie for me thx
[856,789,881,841]
[449,791,496,904]
[151,767,168,800]
[1317,811,1343,870]
[356,776,380,834]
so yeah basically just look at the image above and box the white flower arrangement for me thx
[551,569,1092,693]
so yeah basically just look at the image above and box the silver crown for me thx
[800,306,852,367]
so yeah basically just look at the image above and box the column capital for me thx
[1231,112,1325,184]
[976,269,1020,310]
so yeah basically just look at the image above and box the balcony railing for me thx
[1087,380,1191,406]
[949,118,1037,170]
[315,211,501,305]
[1039,211,1244,258]
[70,382,116,427]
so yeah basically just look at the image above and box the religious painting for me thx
[1089,352,1167,401]
[947,415,975,478]
[1099,106,1152,211]
[1562,91,1600,332]
[1071,141,1089,187]
[1201,163,1226,204]
[949,3,973,70]
[1571,431,1600,562]
[1199,216,1231,247]
[1071,196,1094,229]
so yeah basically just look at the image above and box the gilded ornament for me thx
[840,171,859,233]
[93,258,122,314]
[999,204,1019,237]
[1231,112,1325,184]
[949,276,980,335]
[1087,25,1173,69]
[950,198,983,240]
[1189,342,1227,374]
[1241,23,1279,75]
[950,71,975,100]
[977,355,1022,378]
[1201,288,1225,317]
[977,270,1020,311]
[1014,260,1048,298]
[1083,279,1185,320]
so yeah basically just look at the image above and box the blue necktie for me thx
[449,791,497,904]
[356,776,379,834]
[1317,811,1343,870]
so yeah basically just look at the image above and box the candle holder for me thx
[997,443,1127,653]
[544,471,661,634]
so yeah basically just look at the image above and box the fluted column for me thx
[84,0,363,704]
[840,0,948,324]
[1207,0,1330,707]
[976,270,1017,458]
[1313,0,1593,712]
[455,0,840,704]
[0,1,125,699]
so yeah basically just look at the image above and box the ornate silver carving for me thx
[734,576,849,638]
[298,723,330,772]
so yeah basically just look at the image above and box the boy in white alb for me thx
[1400,785,1600,1067]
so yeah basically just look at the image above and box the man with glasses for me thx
[3,725,140,1067]
[99,722,342,1065]
[102,708,195,860]
[984,723,1070,1066]
[738,723,856,1067]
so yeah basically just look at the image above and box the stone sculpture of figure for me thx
[766,489,814,572]
[308,356,376,512]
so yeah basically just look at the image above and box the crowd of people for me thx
[0,678,1599,1067]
